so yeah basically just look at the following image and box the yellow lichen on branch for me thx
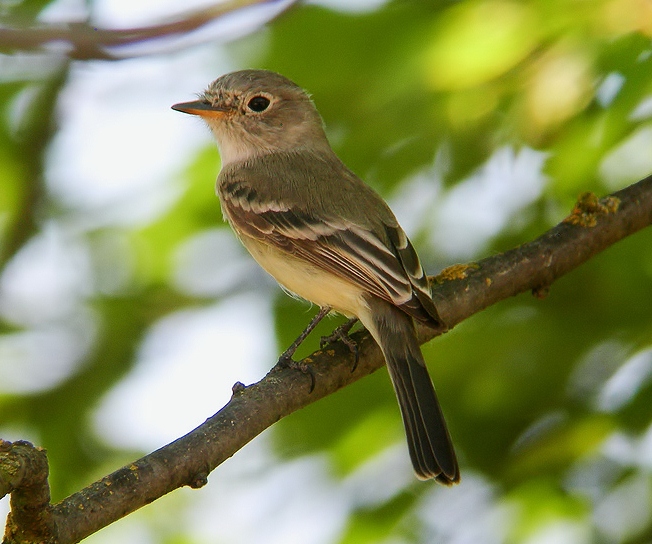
[564,192,621,227]
[434,263,480,283]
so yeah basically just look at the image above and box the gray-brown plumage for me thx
[173,70,459,483]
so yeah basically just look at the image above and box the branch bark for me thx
[2,174,652,543]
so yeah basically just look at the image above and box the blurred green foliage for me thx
[1,0,652,542]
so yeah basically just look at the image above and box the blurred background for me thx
[1,0,652,542]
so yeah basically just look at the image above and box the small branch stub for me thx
[1,440,54,544]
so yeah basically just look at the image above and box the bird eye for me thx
[247,96,270,112]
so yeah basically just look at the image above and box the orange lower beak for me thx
[172,100,228,117]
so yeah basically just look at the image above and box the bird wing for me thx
[219,178,442,325]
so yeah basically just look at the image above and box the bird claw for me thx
[275,353,316,393]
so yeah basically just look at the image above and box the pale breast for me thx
[239,234,367,318]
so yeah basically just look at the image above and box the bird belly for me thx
[239,236,366,317]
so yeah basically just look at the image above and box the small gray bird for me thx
[172,70,459,484]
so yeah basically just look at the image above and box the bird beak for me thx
[171,100,228,117]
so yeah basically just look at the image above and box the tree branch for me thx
[3,174,651,543]
[431,181,650,328]
[0,0,297,60]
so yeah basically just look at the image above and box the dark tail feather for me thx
[367,299,459,484]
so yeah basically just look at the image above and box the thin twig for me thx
[0,0,298,60]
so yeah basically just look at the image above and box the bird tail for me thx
[364,297,459,484]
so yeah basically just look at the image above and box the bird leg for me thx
[320,317,360,372]
[275,306,332,390]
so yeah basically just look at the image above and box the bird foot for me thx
[274,353,316,393]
